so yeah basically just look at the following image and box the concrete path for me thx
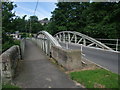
[13,40,79,88]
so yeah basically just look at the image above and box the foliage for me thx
[25,15,44,33]
[2,2,21,52]
[2,2,43,52]
[2,2,15,52]
[70,69,120,88]
[2,2,16,33]
[29,15,38,22]
[12,15,27,33]
[47,2,120,39]
[2,37,20,52]
[2,2,120,52]
[31,21,43,33]
[2,2,43,34]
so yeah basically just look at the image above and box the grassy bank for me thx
[70,69,119,88]
[2,84,20,89]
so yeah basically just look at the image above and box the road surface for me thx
[13,40,80,88]
[59,42,119,74]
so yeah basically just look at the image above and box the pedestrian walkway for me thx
[13,40,79,88]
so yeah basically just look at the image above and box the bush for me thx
[2,33,20,53]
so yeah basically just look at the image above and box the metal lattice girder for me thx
[37,31,61,47]
[32,31,62,56]
[54,31,114,51]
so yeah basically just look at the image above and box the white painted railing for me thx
[95,38,119,51]
[31,31,61,56]
[54,31,114,51]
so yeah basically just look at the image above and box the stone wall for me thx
[0,45,21,84]
[51,46,82,70]
[20,38,26,59]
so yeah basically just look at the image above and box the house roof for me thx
[39,20,50,23]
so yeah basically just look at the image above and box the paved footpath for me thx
[13,40,80,88]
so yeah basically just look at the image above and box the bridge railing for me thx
[31,31,62,56]
[20,38,26,59]
[54,31,114,51]
[31,31,82,70]
[95,38,120,51]
[32,37,51,56]
[1,45,21,84]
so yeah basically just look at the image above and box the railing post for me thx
[44,36,46,53]
[66,42,69,49]
[68,33,71,43]
[81,45,83,52]
[39,39,41,48]
[59,34,62,42]
[75,35,77,44]
[47,40,50,56]
[83,38,86,46]
[116,39,118,51]
[63,33,65,43]
[44,40,46,54]
[42,39,44,51]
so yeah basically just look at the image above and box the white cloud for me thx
[10,0,58,2]
[15,4,52,20]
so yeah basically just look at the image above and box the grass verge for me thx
[70,69,119,88]
[2,84,20,89]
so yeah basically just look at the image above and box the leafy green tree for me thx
[2,2,16,33]
[43,18,48,21]
[45,21,57,35]
[2,2,20,52]
[12,15,27,33]
[47,2,120,39]
[31,22,43,33]
[28,16,43,33]
[29,15,38,23]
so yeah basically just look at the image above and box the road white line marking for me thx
[46,78,52,82]
[48,86,52,88]
[82,53,85,56]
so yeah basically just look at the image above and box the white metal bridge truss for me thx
[54,31,114,51]
[32,31,114,55]
[32,31,61,56]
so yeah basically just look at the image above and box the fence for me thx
[95,38,120,51]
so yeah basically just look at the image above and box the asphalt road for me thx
[59,42,119,74]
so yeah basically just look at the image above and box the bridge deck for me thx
[13,40,78,88]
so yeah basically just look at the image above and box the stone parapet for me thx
[0,45,21,84]
[51,46,82,70]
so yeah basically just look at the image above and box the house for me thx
[39,19,50,25]
[10,31,21,40]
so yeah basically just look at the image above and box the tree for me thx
[12,15,27,33]
[47,2,120,39]
[28,16,44,33]
[31,23,43,33]
[29,15,38,23]
[43,18,48,21]
[2,2,19,52]
[2,2,16,33]
[49,2,88,34]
